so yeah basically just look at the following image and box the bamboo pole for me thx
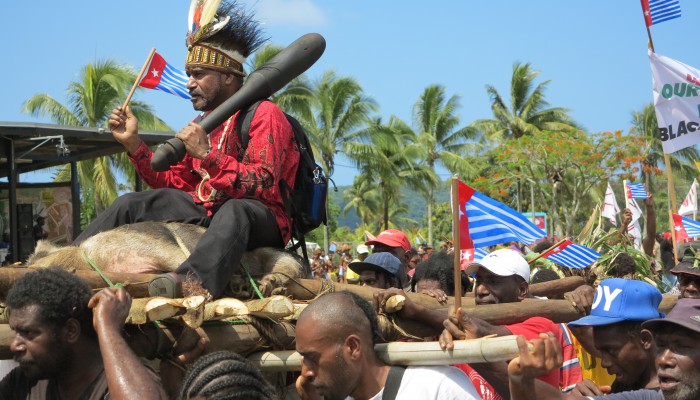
[451,178,462,312]
[122,48,156,109]
[0,268,158,299]
[248,336,524,371]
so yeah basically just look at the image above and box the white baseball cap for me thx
[464,249,530,283]
[356,244,370,255]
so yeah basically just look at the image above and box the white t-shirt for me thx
[351,365,480,400]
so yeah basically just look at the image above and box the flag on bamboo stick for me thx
[678,179,699,216]
[641,0,682,26]
[672,213,700,241]
[649,50,700,154]
[626,182,649,200]
[138,52,191,100]
[452,181,546,252]
[541,240,601,269]
[601,182,620,226]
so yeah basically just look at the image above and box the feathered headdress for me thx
[186,0,266,76]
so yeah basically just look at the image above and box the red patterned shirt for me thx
[129,100,299,243]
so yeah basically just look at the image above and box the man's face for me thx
[408,255,421,270]
[296,318,357,400]
[9,305,68,381]
[185,67,237,111]
[654,326,700,400]
[594,325,652,386]
[360,270,388,289]
[474,268,524,305]
[677,273,700,299]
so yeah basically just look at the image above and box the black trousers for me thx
[74,188,283,297]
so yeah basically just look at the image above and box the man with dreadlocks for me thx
[75,0,300,299]
[179,351,278,400]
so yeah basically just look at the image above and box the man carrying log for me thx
[0,268,167,399]
[294,291,481,400]
[74,0,299,300]
[438,249,585,396]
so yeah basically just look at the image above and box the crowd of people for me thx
[3,1,698,399]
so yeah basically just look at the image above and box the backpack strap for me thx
[382,365,406,400]
[235,100,264,151]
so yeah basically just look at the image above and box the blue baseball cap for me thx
[568,278,663,327]
[349,252,404,284]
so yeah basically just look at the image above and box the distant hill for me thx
[332,185,449,229]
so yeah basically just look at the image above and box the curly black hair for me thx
[179,351,278,400]
[531,268,560,284]
[410,251,469,296]
[609,253,637,278]
[6,268,95,338]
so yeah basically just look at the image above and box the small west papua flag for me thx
[138,52,191,100]
[641,0,682,26]
[672,213,700,241]
[625,182,649,200]
[541,240,601,269]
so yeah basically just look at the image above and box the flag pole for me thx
[646,26,656,53]
[527,238,567,265]
[664,154,680,259]
[451,177,462,315]
[122,48,156,110]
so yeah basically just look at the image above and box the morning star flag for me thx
[452,181,546,250]
[678,179,699,216]
[672,213,700,241]
[460,247,491,268]
[541,240,601,270]
[626,182,649,200]
[649,51,700,154]
[138,52,191,100]
[641,0,682,26]
[601,182,621,226]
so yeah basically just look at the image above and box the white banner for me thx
[649,50,700,154]
[678,178,699,216]
[601,182,620,226]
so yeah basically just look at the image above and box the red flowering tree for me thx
[471,129,644,237]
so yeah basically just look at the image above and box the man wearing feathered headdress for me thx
[74,0,300,299]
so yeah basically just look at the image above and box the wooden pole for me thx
[646,26,656,53]
[0,268,158,299]
[451,178,462,312]
[527,239,567,265]
[664,154,679,262]
[283,276,586,307]
[122,48,156,109]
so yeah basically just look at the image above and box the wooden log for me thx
[244,296,295,319]
[529,276,586,298]
[204,298,248,321]
[284,277,586,310]
[248,336,523,371]
[0,268,157,299]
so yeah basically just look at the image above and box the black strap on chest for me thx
[382,365,406,400]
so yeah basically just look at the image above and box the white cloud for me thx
[256,0,328,28]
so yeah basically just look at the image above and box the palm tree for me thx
[471,62,577,141]
[346,116,436,230]
[303,70,377,250]
[343,175,382,227]
[23,60,170,222]
[413,84,479,245]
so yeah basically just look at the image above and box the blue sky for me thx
[2,1,697,185]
